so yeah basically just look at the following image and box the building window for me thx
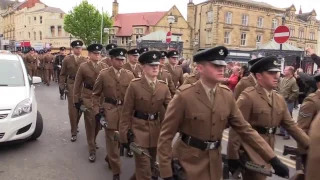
[28,17,31,25]
[240,33,247,46]
[224,31,230,44]
[290,26,295,37]
[121,37,131,44]
[225,12,232,24]
[272,19,278,29]
[207,11,213,23]
[34,16,36,24]
[206,30,212,44]
[108,35,115,44]
[310,32,315,40]
[110,29,115,34]
[58,26,62,37]
[40,16,42,24]
[39,31,42,40]
[241,14,248,26]
[257,17,263,28]
[136,35,142,42]
[28,32,31,39]
[33,32,36,40]
[299,30,304,39]
[256,34,263,43]
[50,26,55,37]
[135,28,143,34]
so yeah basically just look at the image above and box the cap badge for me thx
[111,45,114,48]
[120,51,123,55]
[174,52,176,54]
[219,49,224,55]
[135,50,137,53]
[273,61,280,66]
[153,54,157,59]
[162,53,164,55]
[77,42,79,45]
[96,46,99,49]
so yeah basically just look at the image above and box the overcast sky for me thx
[19,0,320,18]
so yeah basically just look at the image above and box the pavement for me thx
[0,83,299,180]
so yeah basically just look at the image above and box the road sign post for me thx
[274,25,290,65]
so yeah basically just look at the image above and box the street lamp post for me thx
[167,13,175,49]
[104,28,109,45]
[69,34,72,54]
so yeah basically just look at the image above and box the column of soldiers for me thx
[57,41,319,180]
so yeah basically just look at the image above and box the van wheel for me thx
[30,111,43,140]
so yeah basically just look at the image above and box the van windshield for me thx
[0,59,25,86]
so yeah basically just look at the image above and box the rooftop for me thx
[32,6,65,14]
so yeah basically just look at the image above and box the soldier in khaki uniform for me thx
[43,50,55,86]
[123,48,143,78]
[158,51,175,95]
[296,73,320,165]
[59,40,87,142]
[157,47,290,180]
[182,70,199,85]
[101,43,117,67]
[163,50,184,88]
[73,44,107,162]
[92,48,134,180]
[234,56,309,180]
[119,51,172,180]
[24,48,38,77]
[227,57,261,162]
[305,112,320,180]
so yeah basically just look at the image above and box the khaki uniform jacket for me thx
[297,91,320,153]
[182,73,200,85]
[157,81,277,179]
[236,85,309,167]
[227,74,256,159]
[101,57,112,67]
[59,55,87,90]
[43,54,54,70]
[278,77,299,102]
[73,61,108,103]
[119,77,171,148]
[158,69,176,95]
[24,54,38,70]
[92,67,135,130]
[163,63,184,87]
[306,112,320,180]
[123,62,143,78]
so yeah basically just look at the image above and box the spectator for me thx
[223,66,240,91]
[239,65,250,80]
[181,59,191,74]
[224,61,234,78]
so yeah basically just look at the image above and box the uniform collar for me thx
[200,80,216,100]
[113,67,122,74]
[145,75,157,85]
[250,73,257,84]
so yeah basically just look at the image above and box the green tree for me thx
[64,0,112,47]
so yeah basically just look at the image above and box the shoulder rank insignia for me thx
[219,84,231,91]
[158,80,166,84]
[299,111,312,118]
[132,78,141,82]
[178,84,193,91]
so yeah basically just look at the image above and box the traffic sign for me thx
[273,26,290,44]
[166,31,172,43]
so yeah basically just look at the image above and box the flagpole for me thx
[100,7,103,44]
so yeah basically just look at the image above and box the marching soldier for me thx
[227,57,261,163]
[297,73,320,166]
[101,43,117,67]
[24,47,38,77]
[234,56,309,180]
[43,49,55,86]
[54,47,66,83]
[59,40,87,142]
[73,44,107,162]
[163,50,184,88]
[158,51,175,95]
[119,51,172,180]
[183,69,199,85]
[37,50,45,81]
[123,48,143,78]
[92,48,134,180]
[157,47,290,180]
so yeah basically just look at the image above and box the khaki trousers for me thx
[67,83,82,136]
[27,69,37,77]
[45,69,54,85]
[105,129,121,175]
[133,147,157,180]
[243,170,267,180]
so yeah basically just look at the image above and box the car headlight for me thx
[11,99,32,118]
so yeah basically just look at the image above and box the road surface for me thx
[0,83,298,180]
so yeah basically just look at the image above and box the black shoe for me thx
[60,96,63,100]
[113,174,120,180]
[105,156,111,170]
[77,128,79,133]
[151,176,158,180]
[95,144,99,149]
[126,150,133,158]
[89,153,96,162]
[71,135,77,142]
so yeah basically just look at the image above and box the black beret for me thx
[250,56,281,73]
[87,44,103,52]
[60,47,66,51]
[138,51,161,65]
[160,51,167,58]
[193,46,228,66]
[127,48,140,56]
[167,50,179,58]
[139,47,149,54]
[109,48,127,60]
[106,43,117,50]
[314,73,320,82]
[71,40,83,48]
[248,57,263,66]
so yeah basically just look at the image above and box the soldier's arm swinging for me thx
[73,65,84,104]
[59,57,67,90]
[167,74,176,95]
[92,72,104,116]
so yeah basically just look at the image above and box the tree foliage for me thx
[64,0,112,47]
